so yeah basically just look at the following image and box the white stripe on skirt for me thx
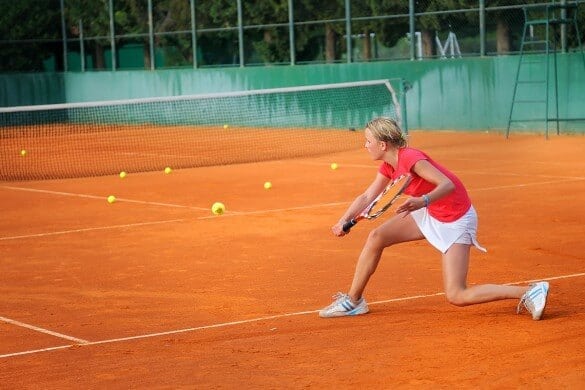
[410,205,487,254]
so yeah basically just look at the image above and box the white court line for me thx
[296,161,585,181]
[0,203,348,241]
[459,171,585,181]
[0,219,185,241]
[0,186,105,201]
[120,152,201,159]
[0,316,89,344]
[0,186,209,211]
[1,271,584,359]
[225,202,347,216]
[0,185,349,214]
[469,178,584,192]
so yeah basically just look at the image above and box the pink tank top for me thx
[379,147,471,222]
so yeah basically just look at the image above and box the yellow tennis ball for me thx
[223,124,229,129]
[211,202,225,215]
[264,181,272,190]
[330,162,339,170]
[164,167,172,174]
[119,171,127,179]
[20,149,27,157]
[107,195,116,204]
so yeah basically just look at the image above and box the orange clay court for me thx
[1,130,584,388]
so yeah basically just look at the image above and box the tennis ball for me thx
[263,181,272,190]
[223,124,229,129]
[164,167,172,174]
[211,202,225,215]
[119,171,127,179]
[20,149,27,157]
[330,162,339,170]
[107,195,116,204]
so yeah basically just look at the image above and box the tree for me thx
[0,0,61,72]
[114,0,151,68]
[417,0,470,58]
[242,0,289,64]
[156,0,194,66]
[362,0,409,60]
[483,0,529,55]
[66,0,112,69]
[295,0,345,63]
[67,0,196,69]
[196,0,239,66]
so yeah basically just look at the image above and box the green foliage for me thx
[243,0,289,64]
[66,0,110,37]
[0,0,61,71]
[1,0,583,71]
[418,0,469,31]
[364,0,409,48]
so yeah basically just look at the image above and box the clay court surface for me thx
[1,130,584,388]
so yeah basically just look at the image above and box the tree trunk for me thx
[94,45,105,69]
[496,19,510,54]
[264,30,272,44]
[261,30,274,63]
[144,43,152,69]
[325,24,337,63]
[422,29,434,58]
[362,30,371,61]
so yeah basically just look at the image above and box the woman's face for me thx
[364,128,385,160]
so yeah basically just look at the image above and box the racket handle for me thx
[342,219,357,233]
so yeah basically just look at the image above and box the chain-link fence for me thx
[0,0,583,72]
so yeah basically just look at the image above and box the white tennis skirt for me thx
[410,205,487,254]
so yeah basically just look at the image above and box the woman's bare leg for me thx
[348,214,424,302]
[441,243,529,306]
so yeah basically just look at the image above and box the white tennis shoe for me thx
[319,292,369,318]
[517,281,549,320]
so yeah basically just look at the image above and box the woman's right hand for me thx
[332,221,348,237]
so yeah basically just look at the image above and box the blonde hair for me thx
[365,117,408,148]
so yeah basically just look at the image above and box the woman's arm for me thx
[395,159,455,215]
[332,172,390,236]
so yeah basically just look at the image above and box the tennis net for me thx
[0,79,405,181]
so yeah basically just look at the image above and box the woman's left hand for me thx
[395,197,426,215]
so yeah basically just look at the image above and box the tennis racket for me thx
[342,174,412,233]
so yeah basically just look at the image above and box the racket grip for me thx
[342,219,357,233]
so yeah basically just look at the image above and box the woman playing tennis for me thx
[319,117,549,320]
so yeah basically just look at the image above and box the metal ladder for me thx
[506,1,584,139]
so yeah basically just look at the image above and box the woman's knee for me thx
[444,288,470,307]
[366,226,395,248]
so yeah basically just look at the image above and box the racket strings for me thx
[366,175,411,217]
